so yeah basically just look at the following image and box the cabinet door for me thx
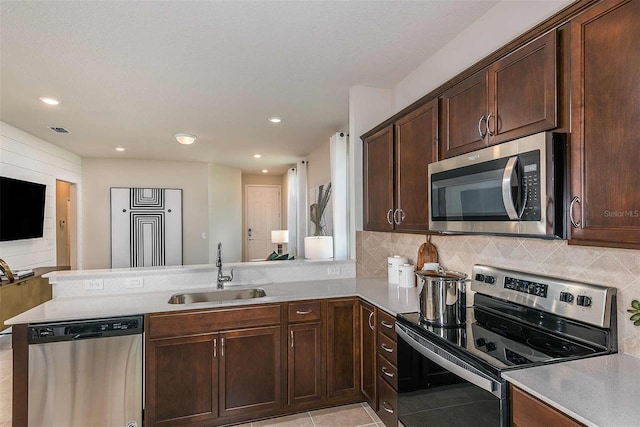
[219,326,282,418]
[326,298,360,399]
[569,0,640,249]
[288,322,323,406]
[363,125,394,231]
[359,301,376,407]
[488,30,557,145]
[146,335,217,426]
[511,385,583,427]
[376,375,399,427]
[440,70,488,159]
[394,99,438,232]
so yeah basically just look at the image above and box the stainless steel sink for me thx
[167,288,267,304]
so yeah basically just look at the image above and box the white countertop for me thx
[503,353,640,427]
[6,277,420,325]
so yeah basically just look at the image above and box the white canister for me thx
[388,255,408,284]
[398,263,416,288]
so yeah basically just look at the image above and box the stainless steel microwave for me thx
[428,132,567,238]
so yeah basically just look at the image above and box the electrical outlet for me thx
[328,266,341,275]
[125,278,144,289]
[85,279,104,290]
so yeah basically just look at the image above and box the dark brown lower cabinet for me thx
[147,334,218,426]
[377,375,399,427]
[359,301,376,407]
[326,298,361,400]
[511,385,584,427]
[288,322,323,406]
[219,326,282,418]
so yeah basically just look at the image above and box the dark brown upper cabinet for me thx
[363,99,439,232]
[441,30,558,159]
[568,0,640,249]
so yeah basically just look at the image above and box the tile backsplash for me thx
[356,230,640,358]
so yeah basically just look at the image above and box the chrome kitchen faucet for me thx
[216,242,233,289]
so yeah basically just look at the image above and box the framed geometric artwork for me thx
[110,187,183,268]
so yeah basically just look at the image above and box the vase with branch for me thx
[310,182,332,236]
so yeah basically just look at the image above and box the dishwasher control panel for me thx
[28,315,144,344]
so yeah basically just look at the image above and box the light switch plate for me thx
[85,279,104,290]
[328,266,341,275]
[125,278,144,289]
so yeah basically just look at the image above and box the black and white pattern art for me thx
[111,188,182,268]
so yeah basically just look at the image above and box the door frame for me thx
[243,185,282,262]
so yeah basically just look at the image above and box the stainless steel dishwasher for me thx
[27,315,144,427]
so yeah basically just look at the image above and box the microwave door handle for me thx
[502,156,520,220]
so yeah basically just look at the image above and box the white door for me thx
[246,185,281,261]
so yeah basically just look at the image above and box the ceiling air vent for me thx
[48,126,69,133]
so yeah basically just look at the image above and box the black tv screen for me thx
[0,177,47,242]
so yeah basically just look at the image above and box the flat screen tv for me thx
[0,176,47,242]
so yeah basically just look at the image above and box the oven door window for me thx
[432,155,528,221]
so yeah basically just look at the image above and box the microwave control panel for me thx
[520,150,541,221]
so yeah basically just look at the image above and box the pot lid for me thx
[416,270,468,280]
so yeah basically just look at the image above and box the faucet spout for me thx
[216,242,233,289]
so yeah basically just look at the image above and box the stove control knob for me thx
[577,295,592,307]
[485,342,497,352]
[475,274,485,282]
[484,275,496,284]
[560,292,574,303]
[475,338,486,347]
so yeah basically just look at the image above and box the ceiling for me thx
[0,1,498,175]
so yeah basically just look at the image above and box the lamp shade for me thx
[271,230,289,244]
[304,236,333,259]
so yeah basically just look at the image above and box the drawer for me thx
[377,330,397,365]
[377,353,398,390]
[148,304,281,339]
[377,309,396,340]
[288,301,322,323]
[376,375,398,427]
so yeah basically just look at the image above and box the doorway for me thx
[55,180,76,268]
[245,185,281,261]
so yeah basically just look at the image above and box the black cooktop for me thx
[397,305,609,372]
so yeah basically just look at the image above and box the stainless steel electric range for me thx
[395,265,617,427]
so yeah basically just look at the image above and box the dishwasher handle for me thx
[72,332,103,340]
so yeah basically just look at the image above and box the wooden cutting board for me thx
[416,235,438,270]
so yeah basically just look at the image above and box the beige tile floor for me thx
[0,332,384,427]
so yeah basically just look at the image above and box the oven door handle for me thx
[396,325,499,396]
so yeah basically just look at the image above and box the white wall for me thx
[0,122,82,269]
[81,158,209,269]
[209,163,242,263]
[393,0,573,112]
[307,140,331,191]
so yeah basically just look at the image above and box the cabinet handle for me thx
[213,338,217,358]
[393,209,400,225]
[381,320,393,329]
[290,330,294,348]
[478,114,487,139]
[368,312,375,331]
[570,196,582,228]
[382,366,395,378]
[381,402,395,414]
[486,112,495,136]
[221,337,225,357]
[381,343,394,353]
[386,209,393,225]
[295,309,312,315]
[399,209,406,223]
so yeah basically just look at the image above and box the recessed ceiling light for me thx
[262,169,269,173]
[115,147,126,152]
[174,133,196,145]
[39,97,60,105]
[268,117,282,123]
[253,154,262,158]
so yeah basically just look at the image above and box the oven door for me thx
[396,323,508,427]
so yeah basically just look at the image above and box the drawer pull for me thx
[290,330,294,348]
[382,401,395,414]
[381,320,394,329]
[213,338,217,357]
[381,366,395,378]
[381,343,394,353]
[295,309,312,315]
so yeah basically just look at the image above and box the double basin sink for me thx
[168,288,267,304]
